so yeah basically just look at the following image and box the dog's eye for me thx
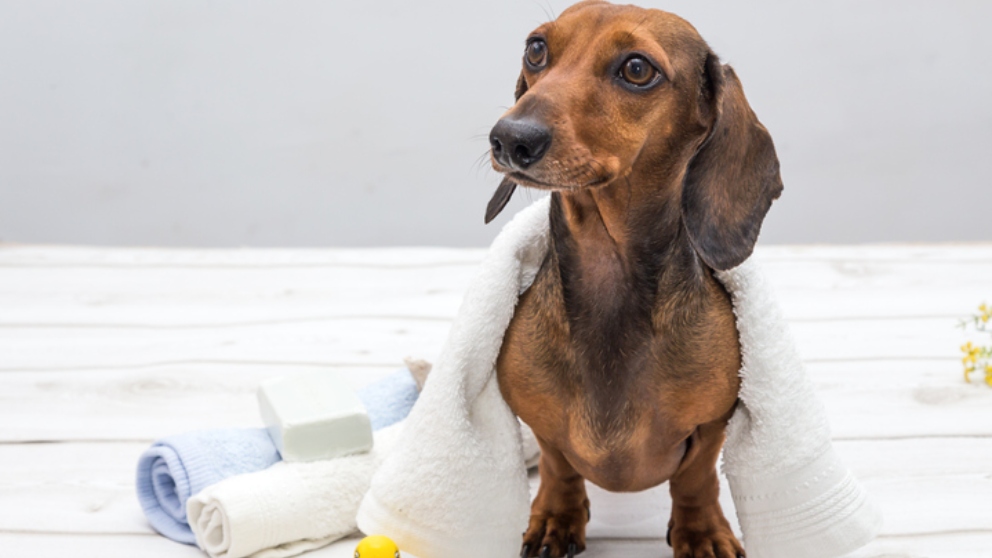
[525,39,549,70]
[619,56,659,87]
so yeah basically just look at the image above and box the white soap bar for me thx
[258,371,373,462]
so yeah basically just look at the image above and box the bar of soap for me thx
[258,371,373,462]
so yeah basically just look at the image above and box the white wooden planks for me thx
[2,360,990,443]
[1,439,990,537]
[1,242,990,558]
[0,365,393,442]
[0,534,206,558]
[4,532,989,558]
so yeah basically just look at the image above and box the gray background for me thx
[1,0,989,247]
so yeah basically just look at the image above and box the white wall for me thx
[1,0,989,247]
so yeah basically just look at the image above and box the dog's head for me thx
[487,0,782,271]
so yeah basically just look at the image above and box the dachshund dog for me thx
[486,2,782,557]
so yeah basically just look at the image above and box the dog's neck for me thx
[548,172,707,331]
[552,172,698,275]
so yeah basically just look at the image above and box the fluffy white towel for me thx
[184,420,541,558]
[357,196,882,558]
[716,265,883,557]
[187,424,403,558]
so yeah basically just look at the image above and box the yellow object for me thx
[354,535,400,558]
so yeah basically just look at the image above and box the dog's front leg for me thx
[668,416,744,558]
[522,436,590,558]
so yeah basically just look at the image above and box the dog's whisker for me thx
[473,150,491,167]
[473,150,498,177]
[623,16,650,44]
[531,0,557,24]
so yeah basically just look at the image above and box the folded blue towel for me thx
[357,368,420,430]
[136,428,280,543]
[137,367,422,544]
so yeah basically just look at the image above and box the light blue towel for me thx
[136,368,422,544]
[136,428,280,543]
[357,368,420,430]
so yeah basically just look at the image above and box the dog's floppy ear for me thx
[485,177,518,224]
[515,71,529,101]
[484,73,530,224]
[681,53,783,270]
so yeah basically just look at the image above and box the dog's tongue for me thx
[484,177,518,224]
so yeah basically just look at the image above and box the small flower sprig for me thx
[959,303,992,386]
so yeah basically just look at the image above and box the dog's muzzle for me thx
[490,117,552,171]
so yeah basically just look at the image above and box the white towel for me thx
[183,420,541,558]
[357,196,882,558]
[186,424,403,558]
[716,265,883,558]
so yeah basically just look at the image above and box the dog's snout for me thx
[490,118,552,170]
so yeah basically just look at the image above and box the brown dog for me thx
[486,2,782,557]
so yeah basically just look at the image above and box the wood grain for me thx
[3,531,990,558]
[1,439,989,537]
[1,361,990,443]
[0,243,989,557]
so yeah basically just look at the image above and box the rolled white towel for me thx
[187,423,402,558]
[186,419,541,558]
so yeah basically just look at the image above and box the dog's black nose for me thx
[489,117,552,170]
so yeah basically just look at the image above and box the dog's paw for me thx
[520,502,589,558]
[668,507,744,558]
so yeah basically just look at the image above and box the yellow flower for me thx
[961,342,979,364]
[959,307,992,387]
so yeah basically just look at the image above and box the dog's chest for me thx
[498,254,685,416]
[496,250,741,484]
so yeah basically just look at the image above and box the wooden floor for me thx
[1,243,991,558]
